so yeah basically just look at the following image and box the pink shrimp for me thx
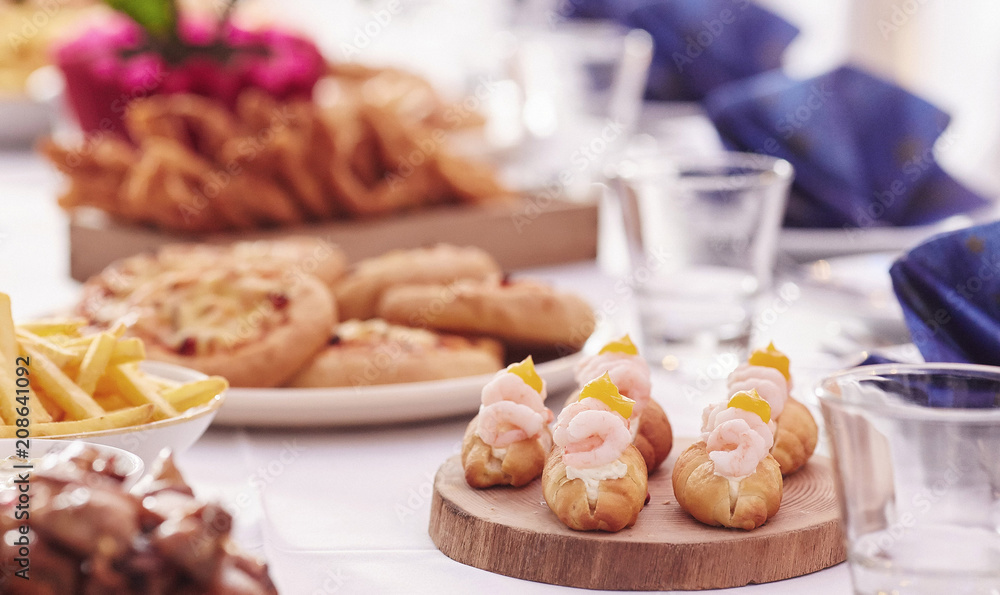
[481,372,552,422]
[575,353,651,415]
[553,399,627,445]
[700,402,727,438]
[476,401,546,448]
[701,400,775,448]
[711,407,774,450]
[706,418,769,478]
[553,405,632,468]
[727,364,788,418]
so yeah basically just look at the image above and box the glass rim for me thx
[816,362,1000,422]
[614,151,794,187]
[513,19,651,45]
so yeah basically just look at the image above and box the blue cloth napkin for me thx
[562,0,798,101]
[705,65,991,228]
[889,220,1000,365]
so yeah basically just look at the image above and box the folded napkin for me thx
[564,0,798,101]
[889,220,1000,365]
[705,66,991,228]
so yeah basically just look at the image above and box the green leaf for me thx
[105,0,177,38]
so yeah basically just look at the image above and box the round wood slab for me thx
[429,439,845,590]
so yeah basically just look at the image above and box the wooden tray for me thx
[68,197,598,281]
[429,439,845,590]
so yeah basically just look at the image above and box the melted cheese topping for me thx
[336,319,438,347]
[131,269,289,355]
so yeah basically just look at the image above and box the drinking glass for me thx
[611,152,792,366]
[498,20,653,195]
[818,363,1000,595]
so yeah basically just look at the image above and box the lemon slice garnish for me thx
[506,356,543,394]
[748,341,790,381]
[579,372,634,418]
[727,389,771,424]
[598,334,639,356]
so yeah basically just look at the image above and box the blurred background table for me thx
[0,147,876,592]
[7,0,1000,591]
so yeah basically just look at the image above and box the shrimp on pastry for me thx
[672,389,782,530]
[462,356,553,488]
[543,373,647,532]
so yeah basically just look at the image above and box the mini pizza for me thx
[377,278,596,351]
[78,237,346,328]
[121,265,335,388]
[333,244,502,320]
[224,236,349,290]
[287,319,503,387]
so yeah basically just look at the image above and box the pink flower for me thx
[55,15,325,137]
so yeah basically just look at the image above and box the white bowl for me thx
[30,361,225,465]
[0,439,144,487]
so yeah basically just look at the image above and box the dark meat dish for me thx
[0,444,278,594]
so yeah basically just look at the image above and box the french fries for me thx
[106,364,180,421]
[0,292,227,437]
[161,377,229,412]
[0,294,16,362]
[76,332,116,395]
[0,405,155,439]
[17,318,89,337]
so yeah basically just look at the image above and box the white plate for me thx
[777,208,996,262]
[0,94,53,147]
[0,439,144,487]
[214,351,584,427]
[795,251,907,336]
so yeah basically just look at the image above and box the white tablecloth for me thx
[0,153,857,594]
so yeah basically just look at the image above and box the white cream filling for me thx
[490,446,508,460]
[566,460,628,503]
[629,413,641,440]
[728,476,742,504]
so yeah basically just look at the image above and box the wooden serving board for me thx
[429,439,845,590]
[68,197,598,281]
